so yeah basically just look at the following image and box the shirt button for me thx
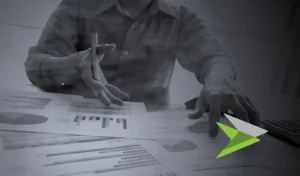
[116,78,123,85]
[123,51,129,56]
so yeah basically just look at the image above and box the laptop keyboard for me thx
[263,120,300,136]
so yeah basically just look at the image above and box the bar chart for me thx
[0,95,51,110]
[73,115,127,129]
[0,131,115,150]
[69,101,132,115]
[0,132,192,176]
[42,144,161,176]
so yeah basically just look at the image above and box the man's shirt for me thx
[25,0,234,99]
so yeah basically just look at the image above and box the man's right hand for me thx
[67,43,129,106]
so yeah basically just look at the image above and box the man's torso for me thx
[74,0,182,98]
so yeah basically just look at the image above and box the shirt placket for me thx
[114,12,152,86]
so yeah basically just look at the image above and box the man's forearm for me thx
[196,55,236,85]
[203,62,235,84]
[25,53,79,89]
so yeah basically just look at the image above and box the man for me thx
[25,0,260,137]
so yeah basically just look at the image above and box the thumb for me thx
[77,44,115,57]
[96,44,116,55]
[188,95,206,120]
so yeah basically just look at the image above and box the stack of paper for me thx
[0,89,231,176]
[0,89,223,140]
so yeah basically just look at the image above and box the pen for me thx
[91,31,99,81]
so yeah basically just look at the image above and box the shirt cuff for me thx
[196,54,237,84]
[40,55,58,87]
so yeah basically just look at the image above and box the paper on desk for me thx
[0,89,228,140]
[0,130,286,176]
[0,121,297,176]
[0,91,221,140]
[0,89,147,116]
[2,128,294,175]
[0,135,198,176]
[0,89,147,128]
[0,105,216,140]
[0,89,81,110]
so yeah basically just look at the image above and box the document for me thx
[0,133,198,176]
[0,130,228,168]
[0,108,216,140]
[0,89,228,141]
[0,131,115,151]
[0,90,222,140]
[1,130,283,176]
[0,90,148,137]
[0,89,81,111]
[0,89,147,116]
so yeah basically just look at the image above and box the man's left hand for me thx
[188,77,260,137]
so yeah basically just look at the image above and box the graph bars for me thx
[0,132,115,150]
[42,144,161,176]
[74,115,128,129]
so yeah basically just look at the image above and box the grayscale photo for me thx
[0,0,299,176]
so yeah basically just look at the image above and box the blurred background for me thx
[0,0,299,120]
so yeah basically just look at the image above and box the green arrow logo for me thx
[216,114,267,158]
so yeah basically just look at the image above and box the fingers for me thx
[80,56,121,106]
[96,44,116,55]
[78,43,116,63]
[241,97,261,126]
[80,55,99,96]
[208,94,222,137]
[78,43,126,106]
[83,78,123,107]
[98,90,112,106]
[189,79,261,138]
[225,94,249,123]
[188,93,206,120]
[105,84,130,100]
[84,80,125,107]
[103,87,124,106]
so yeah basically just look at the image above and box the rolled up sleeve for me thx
[25,0,79,88]
[176,6,236,84]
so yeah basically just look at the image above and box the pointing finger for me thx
[103,87,124,106]
[105,84,130,100]
[98,90,112,106]
[188,94,207,120]
[227,95,249,123]
[243,97,261,126]
[208,95,222,137]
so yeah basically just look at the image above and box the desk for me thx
[1,84,298,176]
[152,109,300,176]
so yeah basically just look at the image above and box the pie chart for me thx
[156,139,197,152]
[0,113,48,125]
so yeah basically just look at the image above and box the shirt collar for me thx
[96,0,178,18]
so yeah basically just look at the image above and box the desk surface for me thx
[1,86,299,176]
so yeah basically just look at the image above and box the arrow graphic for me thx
[216,114,267,158]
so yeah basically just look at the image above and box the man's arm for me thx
[176,6,236,85]
[25,0,80,89]
[176,6,260,137]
